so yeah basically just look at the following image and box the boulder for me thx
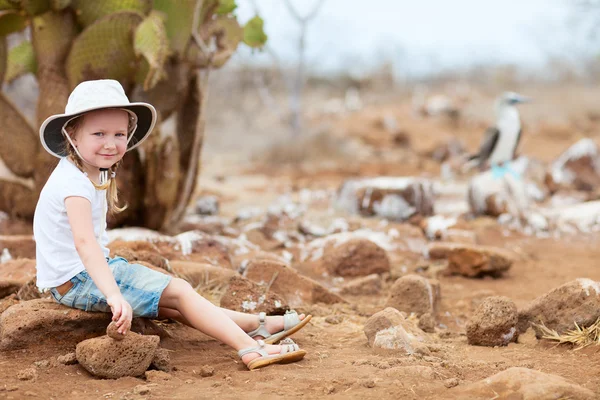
[449,367,595,399]
[340,274,382,296]
[364,307,429,355]
[336,177,435,221]
[0,259,36,298]
[220,276,289,314]
[0,235,36,260]
[517,278,600,336]
[548,138,600,192]
[244,258,346,307]
[320,238,390,277]
[385,274,440,317]
[0,299,166,350]
[76,331,160,379]
[428,242,513,278]
[466,296,518,346]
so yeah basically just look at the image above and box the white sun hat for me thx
[39,79,157,159]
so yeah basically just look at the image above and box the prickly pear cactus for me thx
[0,0,267,231]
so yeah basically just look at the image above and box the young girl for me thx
[33,79,311,370]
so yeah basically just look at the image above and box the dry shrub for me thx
[535,318,600,349]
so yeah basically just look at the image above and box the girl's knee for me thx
[168,277,193,293]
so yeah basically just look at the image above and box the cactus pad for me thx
[153,0,195,56]
[0,12,28,36]
[5,40,36,82]
[134,10,169,90]
[71,0,151,27]
[66,11,143,88]
[0,93,37,178]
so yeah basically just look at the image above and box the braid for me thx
[62,116,127,215]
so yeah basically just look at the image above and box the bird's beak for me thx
[515,95,532,104]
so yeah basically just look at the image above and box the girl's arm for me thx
[65,196,132,334]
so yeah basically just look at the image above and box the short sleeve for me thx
[58,169,95,203]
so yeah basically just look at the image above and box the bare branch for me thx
[191,0,211,55]
[284,0,327,23]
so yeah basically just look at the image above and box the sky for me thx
[234,0,590,77]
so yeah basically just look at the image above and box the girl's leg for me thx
[158,278,292,364]
[158,306,306,337]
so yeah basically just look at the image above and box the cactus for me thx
[0,0,267,231]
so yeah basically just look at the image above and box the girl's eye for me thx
[116,133,126,137]
[93,132,104,136]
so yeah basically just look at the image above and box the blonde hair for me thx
[63,114,128,215]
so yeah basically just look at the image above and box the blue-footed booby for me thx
[467,92,531,177]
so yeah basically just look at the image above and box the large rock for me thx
[548,138,600,192]
[466,296,518,346]
[340,274,382,296]
[336,177,435,221]
[107,240,171,272]
[244,258,346,307]
[220,276,289,314]
[0,299,166,350]
[0,235,36,260]
[320,238,390,277]
[170,261,237,288]
[385,274,440,317]
[76,332,160,379]
[0,259,36,298]
[428,242,513,278]
[518,278,600,336]
[449,367,595,399]
[363,307,429,355]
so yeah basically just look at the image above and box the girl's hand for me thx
[106,294,133,335]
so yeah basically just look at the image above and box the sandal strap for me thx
[238,339,269,358]
[246,312,271,339]
[279,338,299,354]
[283,310,300,331]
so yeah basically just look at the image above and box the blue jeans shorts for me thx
[50,257,172,318]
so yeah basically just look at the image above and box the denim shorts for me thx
[50,257,172,318]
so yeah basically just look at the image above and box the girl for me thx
[33,79,311,370]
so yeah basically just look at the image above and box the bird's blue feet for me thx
[491,163,521,180]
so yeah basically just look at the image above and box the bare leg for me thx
[158,278,291,364]
[159,306,306,336]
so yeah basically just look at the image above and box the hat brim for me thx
[39,102,157,159]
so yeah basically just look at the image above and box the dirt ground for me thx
[2,81,600,399]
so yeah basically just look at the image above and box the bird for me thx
[465,92,531,177]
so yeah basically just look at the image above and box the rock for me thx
[418,313,436,333]
[450,367,595,399]
[321,239,390,277]
[76,331,160,379]
[133,385,152,395]
[444,378,459,388]
[244,258,346,307]
[385,274,440,317]
[220,275,289,314]
[198,365,214,377]
[336,177,435,221]
[57,353,77,365]
[0,294,18,314]
[466,296,518,347]
[151,348,171,372]
[162,231,233,268]
[0,299,167,350]
[16,277,49,301]
[549,138,600,192]
[145,370,171,381]
[364,307,429,354]
[0,299,111,350]
[107,321,125,341]
[194,195,219,215]
[428,242,513,278]
[0,235,36,260]
[517,278,600,336]
[0,259,36,299]
[170,261,237,288]
[33,360,50,369]
[325,315,343,324]
[468,170,529,217]
[340,274,382,296]
[177,215,226,235]
[16,367,36,381]
[518,327,538,346]
[107,240,171,272]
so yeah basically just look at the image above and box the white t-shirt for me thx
[34,157,109,289]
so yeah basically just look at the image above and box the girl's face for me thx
[71,109,130,172]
